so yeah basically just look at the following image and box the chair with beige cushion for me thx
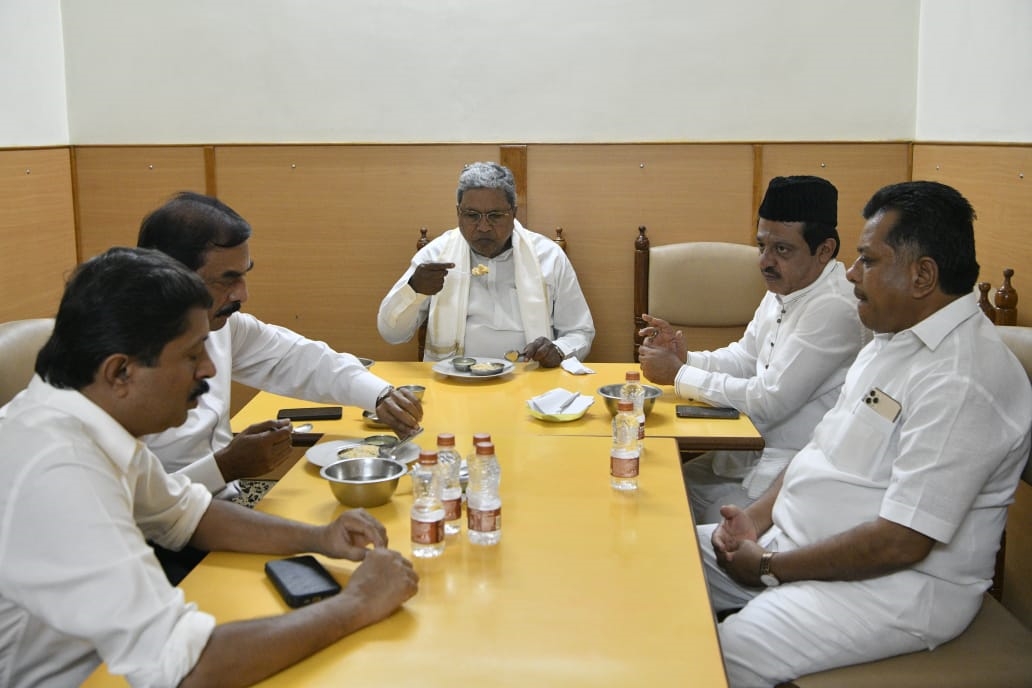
[779,325,1032,688]
[633,226,766,361]
[0,318,54,406]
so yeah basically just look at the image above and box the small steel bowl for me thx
[321,457,406,507]
[358,357,374,368]
[470,361,505,376]
[362,410,391,428]
[451,356,476,372]
[363,434,399,449]
[397,384,426,401]
[597,383,664,417]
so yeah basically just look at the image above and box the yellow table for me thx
[87,361,739,687]
[237,361,762,453]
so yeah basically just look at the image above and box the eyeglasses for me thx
[457,207,514,227]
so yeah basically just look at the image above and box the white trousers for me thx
[697,523,982,688]
[682,453,754,524]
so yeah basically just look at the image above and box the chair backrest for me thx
[633,226,766,360]
[997,325,1032,484]
[415,226,570,361]
[0,318,54,406]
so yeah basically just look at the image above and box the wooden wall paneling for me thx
[74,146,208,261]
[760,143,912,266]
[499,144,528,226]
[526,144,756,362]
[213,144,498,367]
[0,148,77,322]
[912,144,1032,326]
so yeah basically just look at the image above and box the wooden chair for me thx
[0,318,54,406]
[977,267,1019,324]
[633,226,766,361]
[415,226,570,361]
[779,325,1032,688]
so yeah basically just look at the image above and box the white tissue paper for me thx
[528,387,595,417]
[561,357,595,375]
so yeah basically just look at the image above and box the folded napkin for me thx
[561,357,595,375]
[529,387,594,416]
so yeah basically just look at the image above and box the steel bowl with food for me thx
[320,457,406,508]
[596,383,664,417]
[451,356,476,372]
[470,361,505,376]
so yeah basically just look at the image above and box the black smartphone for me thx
[676,405,740,420]
[276,406,343,421]
[265,555,342,608]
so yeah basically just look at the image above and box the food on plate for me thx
[471,362,503,374]
[337,444,381,459]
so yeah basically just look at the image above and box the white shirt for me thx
[143,312,393,494]
[674,261,867,492]
[377,227,595,361]
[774,294,1032,588]
[0,377,215,688]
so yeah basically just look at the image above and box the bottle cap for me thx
[625,371,641,381]
[437,433,455,446]
[472,433,491,444]
[418,449,439,465]
[475,441,495,455]
[617,400,634,411]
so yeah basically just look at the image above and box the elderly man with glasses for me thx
[378,161,595,367]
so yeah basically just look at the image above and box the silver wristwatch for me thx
[759,551,780,587]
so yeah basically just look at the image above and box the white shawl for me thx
[426,221,551,358]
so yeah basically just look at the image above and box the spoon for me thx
[292,423,313,434]
[504,350,523,363]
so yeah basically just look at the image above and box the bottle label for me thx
[611,452,640,478]
[468,507,501,533]
[411,518,444,544]
[637,420,645,441]
[443,497,462,521]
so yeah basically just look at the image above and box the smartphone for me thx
[276,406,343,421]
[265,555,342,608]
[676,405,740,420]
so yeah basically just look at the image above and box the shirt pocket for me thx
[816,398,897,481]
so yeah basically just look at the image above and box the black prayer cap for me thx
[758,176,838,226]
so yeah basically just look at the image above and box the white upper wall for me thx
[0,0,68,146]
[57,0,918,144]
[2,0,1028,147]
[917,1,1032,141]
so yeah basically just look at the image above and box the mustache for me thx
[189,380,211,401]
[215,301,242,318]
[763,269,780,279]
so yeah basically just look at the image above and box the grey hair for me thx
[456,162,517,207]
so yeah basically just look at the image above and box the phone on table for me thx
[265,555,342,608]
[276,406,343,421]
[676,405,740,420]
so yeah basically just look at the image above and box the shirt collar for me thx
[22,375,143,471]
[777,260,843,307]
[903,292,981,351]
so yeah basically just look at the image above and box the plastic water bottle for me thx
[436,433,463,535]
[611,399,640,491]
[463,432,492,496]
[622,370,646,453]
[467,441,502,545]
[410,449,446,557]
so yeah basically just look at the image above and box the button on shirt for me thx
[774,295,1032,588]
[0,377,215,687]
[674,261,867,492]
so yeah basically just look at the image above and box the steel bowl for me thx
[470,361,505,376]
[320,457,406,508]
[596,383,664,417]
[451,356,475,372]
[397,384,426,401]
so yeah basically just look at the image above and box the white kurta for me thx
[700,294,1032,687]
[0,377,215,688]
[377,224,595,361]
[677,261,867,502]
[143,312,392,495]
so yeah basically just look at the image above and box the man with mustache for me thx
[701,181,1031,686]
[0,248,418,687]
[137,192,423,503]
[639,176,867,523]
